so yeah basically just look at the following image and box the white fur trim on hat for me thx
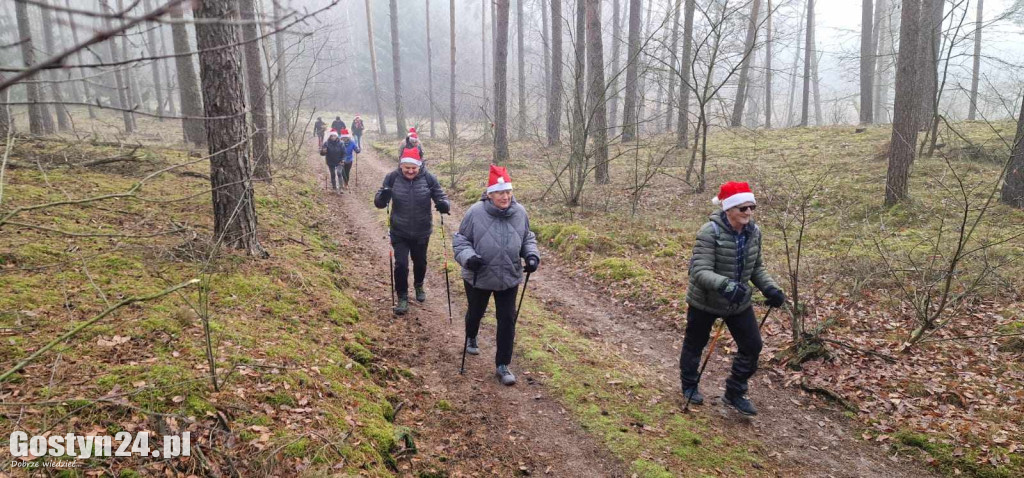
[327,130,339,138]
[486,177,513,194]
[400,157,422,167]
[719,192,756,211]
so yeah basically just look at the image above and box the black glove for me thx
[524,255,540,273]
[466,255,485,272]
[719,280,749,305]
[377,187,392,203]
[436,200,451,214]
[763,287,786,308]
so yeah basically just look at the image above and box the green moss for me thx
[435,400,452,412]
[283,437,311,457]
[630,459,676,478]
[265,392,296,407]
[344,341,374,365]
[593,258,649,281]
[328,295,360,325]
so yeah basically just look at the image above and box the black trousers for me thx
[464,281,519,366]
[341,162,353,185]
[327,163,343,189]
[391,235,429,297]
[679,306,763,396]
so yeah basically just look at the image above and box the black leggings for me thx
[679,306,763,396]
[391,235,429,297]
[341,162,353,185]
[464,281,519,366]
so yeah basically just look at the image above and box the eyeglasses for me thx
[736,205,757,212]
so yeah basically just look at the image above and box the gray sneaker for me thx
[466,337,480,355]
[394,296,409,315]
[496,364,516,386]
[415,285,426,302]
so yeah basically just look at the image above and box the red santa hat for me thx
[711,181,756,211]
[400,151,422,167]
[326,129,339,138]
[408,132,419,143]
[486,164,513,194]
[339,128,352,139]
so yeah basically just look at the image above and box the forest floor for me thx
[319,135,940,477]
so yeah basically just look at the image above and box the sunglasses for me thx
[735,205,757,212]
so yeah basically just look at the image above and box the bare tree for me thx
[101,0,134,134]
[587,0,608,184]
[609,0,624,138]
[873,0,892,122]
[193,0,266,256]
[239,0,270,179]
[64,0,96,119]
[364,0,386,135]
[917,0,943,130]
[764,0,773,128]
[159,22,177,117]
[730,0,761,127]
[620,0,642,142]
[665,0,681,132]
[547,0,562,145]
[968,0,983,121]
[143,0,164,120]
[273,0,289,137]
[786,0,805,126]
[800,0,813,127]
[860,0,874,125]
[389,0,407,137]
[885,0,922,206]
[516,0,526,139]
[676,0,694,146]
[15,0,53,135]
[542,0,551,111]
[38,0,71,131]
[1002,95,1024,208]
[449,0,456,141]
[482,0,489,138]
[427,0,436,138]
[493,0,510,163]
[170,7,204,143]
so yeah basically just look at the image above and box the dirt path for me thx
[310,142,628,477]
[314,139,938,477]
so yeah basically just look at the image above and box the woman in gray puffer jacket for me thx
[680,181,785,416]
[453,165,540,386]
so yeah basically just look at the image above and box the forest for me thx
[1,0,1023,476]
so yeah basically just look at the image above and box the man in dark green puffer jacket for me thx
[681,181,786,416]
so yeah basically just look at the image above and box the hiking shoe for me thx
[394,296,409,315]
[415,285,426,302]
[682,387,705,405]
[496,365,517,386]
[723,393,758,416]
[466,337,480,355]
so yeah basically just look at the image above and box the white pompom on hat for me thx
[712,181,756,211]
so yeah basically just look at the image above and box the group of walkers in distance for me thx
[312,120,787,414]
[316,115,365,191]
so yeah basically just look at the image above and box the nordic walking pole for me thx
[513,271,531,326]
[684,319,725,412]
[386,204,395,307]
[758,306,775,330]
[439,213,453,325]
[460,332,469,375]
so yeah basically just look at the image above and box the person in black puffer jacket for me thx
[374,155,450,315]
[319,130,345,190]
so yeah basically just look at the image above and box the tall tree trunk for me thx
[968,0,983,121]
[637,0,652,132]
[786,0,805,127]
[860,0,874,125]
[388,0,407,137]
[493,0,510,163]
[541,0,551,122]
[193,0,265,256]
[38,0,70,131]
[874,0,892,122]
[587,0,609,184]
[730,0,761,127]
[764,0,772,128]
[365,0,387,135]
[101,0,133,134]
[665,0,681,132]
[170,7,204,143]
[609,0,623,138]
[482,0,489,137]
[1001,94,1024,208]
[117,0,138,131]
[621,0,642,142]
[917,0,942,130]
[273,0,289,137]
[426,0,436,138]
[449,0,457,141]
[676,0,694,146]
[65,0,95,119]
[0,73,10,137]
[239,0,270,180]
[15,0,52,135]
[812,47,822,125]
[546,0,563,145]
[567,0,586,205]
[516,0,525,139]
[885,0,922,206]
[143,0,165,120]
[159,24,177,117]
[800,0,813,127]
